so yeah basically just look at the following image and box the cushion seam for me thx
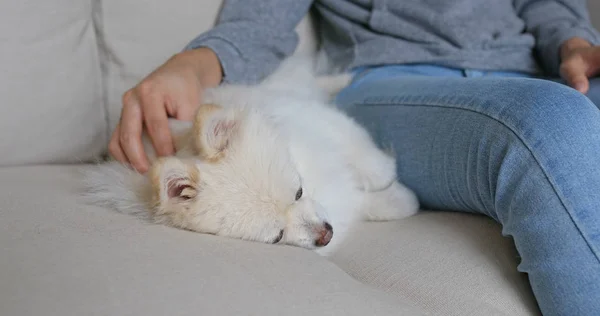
[92,0,110,156]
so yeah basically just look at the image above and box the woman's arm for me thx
[184,0,314,85]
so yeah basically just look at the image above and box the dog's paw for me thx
[351,150,398,192]
[362,181,419,221]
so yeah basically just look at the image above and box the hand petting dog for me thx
[110,48,223,173]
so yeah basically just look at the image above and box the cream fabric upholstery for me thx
[0,165,540,315]
[0,165,424,316]
[0,0,106,165]
[330,213,541,315]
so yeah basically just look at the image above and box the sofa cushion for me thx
[0,165,425,316]
[0,164,545,316]
[95,0,317,137]
[0,0,106,166]
[329,213,542,316]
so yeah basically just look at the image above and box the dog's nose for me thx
[314,222,333,247]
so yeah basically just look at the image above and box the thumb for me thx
[560,54,589,93]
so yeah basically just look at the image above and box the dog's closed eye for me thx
[295,187,303,201]
[272,229,284,244]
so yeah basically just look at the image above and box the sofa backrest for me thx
[0,0,106,166]
[0,0,315,166]
[0,1,598,166]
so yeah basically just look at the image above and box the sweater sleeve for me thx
[514,0,600,75]
[183,0,314,84]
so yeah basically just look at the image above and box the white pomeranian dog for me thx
[82,57,419,256]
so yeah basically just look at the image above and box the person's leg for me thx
[335,66,600,316]
[539,76,600,108]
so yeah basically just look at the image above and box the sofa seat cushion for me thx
[0,165,424,316]
[0,165,544,316]
[329,213,541,316]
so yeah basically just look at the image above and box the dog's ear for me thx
[193,103,239,162]
[149,157,200,205]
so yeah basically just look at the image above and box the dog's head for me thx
[145,104,333,249]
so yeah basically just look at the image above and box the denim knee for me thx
[338,77,600,150]
[473,79,600,154]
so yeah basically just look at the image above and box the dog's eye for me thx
[295,186,303,201]
[272,229,284,244]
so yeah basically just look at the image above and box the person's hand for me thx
[559,37,600,94]
[109,48,222,173]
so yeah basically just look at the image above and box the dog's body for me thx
[83,58,419,256]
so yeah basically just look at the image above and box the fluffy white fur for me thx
[82,57,419,256]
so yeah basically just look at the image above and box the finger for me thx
[120,92,150,173]
[584,47,600,78]
[560,55,589,93]
[144,109,174,157]
[571,75,589,94]
[139,92,174,157]
[108,123,128,163]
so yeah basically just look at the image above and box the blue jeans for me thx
[335,65,600,316]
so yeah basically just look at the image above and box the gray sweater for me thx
[184,0,600,84]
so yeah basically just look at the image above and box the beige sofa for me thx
[2,1,599,315]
